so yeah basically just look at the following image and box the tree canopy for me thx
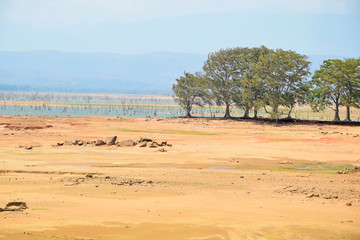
[172,72,206,118]
[173,46,360,121]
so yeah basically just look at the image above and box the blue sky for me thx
[0,0,359,57]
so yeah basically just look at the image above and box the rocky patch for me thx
[337,166,360,174]
[55,136,173,150]
[0,202,28,212]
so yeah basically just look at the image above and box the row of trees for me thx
[172,46,360,121]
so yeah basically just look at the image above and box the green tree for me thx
[203,48,238,118]
[232,46,271,118]
[309,59,343,121]
[172,72,206,118]
[340,58,360,121]
[258,49,310,119]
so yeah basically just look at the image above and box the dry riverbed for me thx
[0,116,359,240]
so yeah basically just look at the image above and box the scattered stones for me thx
[106,136,117,145]
[111,179,145,186]
[55,137,172,149]
[0,202,28,212]
[158,148,167,152]
[337,167,360,174]
[323,194,338,199]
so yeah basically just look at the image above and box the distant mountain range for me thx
[0,51,345,94]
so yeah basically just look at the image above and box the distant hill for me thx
[0,51,346,94]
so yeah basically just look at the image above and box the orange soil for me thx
[0,116,359,240]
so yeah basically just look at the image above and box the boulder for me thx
[95,139,106,146]
[149,142,159,148]
[106,136,117,145]
[118,139,136,147]
[71,139,82,145]
[139,137,152,143]
[138,141,147,147]
[23,145,33,150]
[278,161,293,164]
[4,202,28,211]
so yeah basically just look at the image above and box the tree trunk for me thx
[243,108,250,118]
[224,104,231,118]
[254,109,258,119]
[334,104,340,121]
[186,105,192,118]
[345,106,351,122]
[287,106,293,118]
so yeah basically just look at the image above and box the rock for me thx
[85,174,93,178]
[95,139,106,146]
[106,136,117,145]
[346,202,352,206]
[87,140,96,145]
[138,141,147,147]
[24,145,33,150]
[166,143,172,147]
[159,141,167,146]
[77,140,84,146]
[307,193,319,198]
[118,139,136,147]
[72,139,82,145]
[158,148,167,152]
[279,161,293,164]
[3,202,28,211]
[139,137,152,143]
[63,141,72,146]
[149,142,159,148]
[57,142,64,146]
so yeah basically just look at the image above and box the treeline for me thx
[172,46,360,121]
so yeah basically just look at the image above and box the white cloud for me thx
[0,0,359,28]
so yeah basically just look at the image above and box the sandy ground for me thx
[0,116,359,240]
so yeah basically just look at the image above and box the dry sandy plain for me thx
[0,115,359,240]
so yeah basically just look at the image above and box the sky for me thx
[0,0,359,57]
